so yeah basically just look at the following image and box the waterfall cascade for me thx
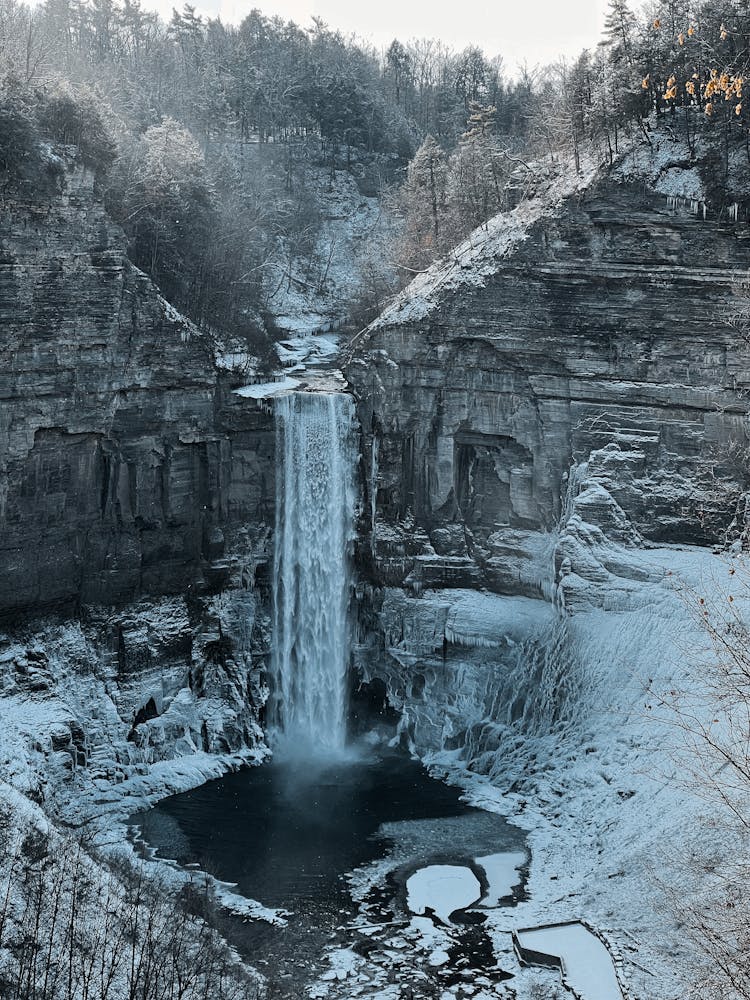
[271,391,357,751]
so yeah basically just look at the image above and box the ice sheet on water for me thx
[406,864,481,923]
[475,851,527,907]
[233,377,301,399]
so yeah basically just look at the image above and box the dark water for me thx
[133,746,525,997]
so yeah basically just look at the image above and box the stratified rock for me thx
[0,158,274,615]
[348,152,750,595]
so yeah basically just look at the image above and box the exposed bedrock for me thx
[0,160,275,617]
[0,159,277,780]
[347,172,750,602]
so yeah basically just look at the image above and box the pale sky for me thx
[147,0,611,71]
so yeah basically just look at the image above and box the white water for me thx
[271,391,357,751]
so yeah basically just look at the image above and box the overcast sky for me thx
[141,0,611,71]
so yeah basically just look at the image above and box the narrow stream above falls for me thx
[132,745,528,999]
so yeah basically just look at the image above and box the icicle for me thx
[703,202,707,221]
[370,435,379,556]
[729,202,739,223]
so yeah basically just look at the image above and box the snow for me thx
[233,376,301,399]
[516,922,624,1000]
[406,915,454,961]
[406,864,481,923]
[614,127,705,202]
[351,154,598,339]
[319,948,359,981]
[276,333,341,368]
[264,167,390,337]
[443,591,554,649]
[476,851,527,907]
[212,883,290,927]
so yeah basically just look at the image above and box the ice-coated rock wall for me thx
[0,155,277,798]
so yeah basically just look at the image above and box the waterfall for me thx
[271,391,357,752]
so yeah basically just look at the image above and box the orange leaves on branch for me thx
[642,74,650,90]
[706,101,714,115]
[678,32,685,46]
[721,23,729,40]
[688,24,696,37]
[653,18,661,29]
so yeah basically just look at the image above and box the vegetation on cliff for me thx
[5,0,750,334]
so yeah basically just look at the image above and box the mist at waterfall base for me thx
[269,390,357,756]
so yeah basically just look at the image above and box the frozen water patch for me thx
[406,864,481,923]
[406,916,454,968]
[276,332,341,367]
[211,882,290,927]
[515,922,624,1000]
[476,851,527,907]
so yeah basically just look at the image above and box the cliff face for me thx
[0,161,274,616]
[0,159,277,788]
[347,162,750,599]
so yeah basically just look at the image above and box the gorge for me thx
[2,108,750,1000]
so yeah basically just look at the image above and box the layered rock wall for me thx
[0,161,273,616]
[347,170,750,597]
[0,157,275,788]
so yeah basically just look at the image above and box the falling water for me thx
[271,391,357,751]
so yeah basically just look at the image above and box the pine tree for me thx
[407,134,448,239]
[602,0,636,67]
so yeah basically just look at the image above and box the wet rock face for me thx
[0,163,274,616]
[348,176,750,593]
